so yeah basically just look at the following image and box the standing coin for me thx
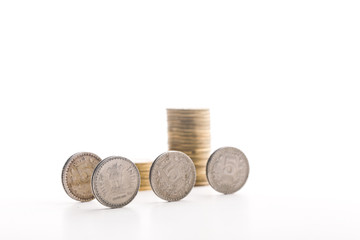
[91,156,140,208]
[206,147,249,194]
[62,152,101,202]
[150,151,196,201]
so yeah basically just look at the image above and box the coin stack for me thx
[167,109,211,186]
[135,162,152,191]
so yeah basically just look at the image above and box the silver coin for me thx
[206,147,249,194]
[61,152,101,202]
[91,156,140,208]
[150,151,196,201]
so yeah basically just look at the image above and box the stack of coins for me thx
[167,109,211,186]
[135,162,152,191]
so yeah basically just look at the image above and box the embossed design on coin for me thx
[206,147,249,194]
[62,152,101,202]
[150,151,196,201]
[91,156,140,208]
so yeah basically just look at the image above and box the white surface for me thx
[3,188,360,240]
[1,0,360,239]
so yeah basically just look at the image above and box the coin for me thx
[167,109,211,186]
[91,156,140,208]
[168,122,210,126]
[168,138,211,144]
[61,152,101,202]
[206,147,249,194]
[150,151,196,201]
[135,162,152,168]
[168,127,210,131]
[167,108,209,113]
[195,181,209,186]
[139,186,152,191]
[135,162,151,191]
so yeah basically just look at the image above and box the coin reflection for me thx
[62,202,140,240]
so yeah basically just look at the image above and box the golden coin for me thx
[168,134,210,139]
[168,142,211,147]
[167,108,209,113]
[138,165,151,168]
[167,126,209,129]
[138,168,151,172]
[168,130,210,134]
[188,157,209,161]
[168,139,210,143]
[167,126,210,131]
[139,173,149,178]
[196,177,207,181]
[168,143,211,148]
[195,166,206,171]
[167,135,211,140]
[195,177,207,180]
[192,155,208,159]
[168,144,211,150]
[180,153,211,159]
[178,148,211,153]
[167,121,210,125]
[137,166,150,169]
[168,135,210,138]
[167,119,210,124]
[135,162,152,166]
[168,140,211,145]
[167,114,210,118]
[167,115,209,119]
[167,127,210,132]
[167,109,209,112]
[193,161,207,167]
[139,173,150,177]
[168,137,210,142]
[195,171,207,176]
[166,109,211,189]
[168,130,210,135]
[196,171,206,177]
[169,144,210,153]
[195,181,209,186]
[193,163,207,168]
[191,157,210,162]
[135,162,152,168]
[168,119,209,123]
[139,186,152,191]
[190,154,210,158]
[168,145,211,150]
[168,137,211,142]
[196,172,207,178]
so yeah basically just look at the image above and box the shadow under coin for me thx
[62,201,140,240]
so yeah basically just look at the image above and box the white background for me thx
[0,0,360,239]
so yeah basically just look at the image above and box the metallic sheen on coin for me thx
[62,152,101,202]
[91,156,140,208]
[206,147,249,194]
[150,151,196,201]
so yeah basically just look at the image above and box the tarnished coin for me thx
[61,152,101,202]
[150,151,196,201]
[206,147,249,194]
[91,156,140,208]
